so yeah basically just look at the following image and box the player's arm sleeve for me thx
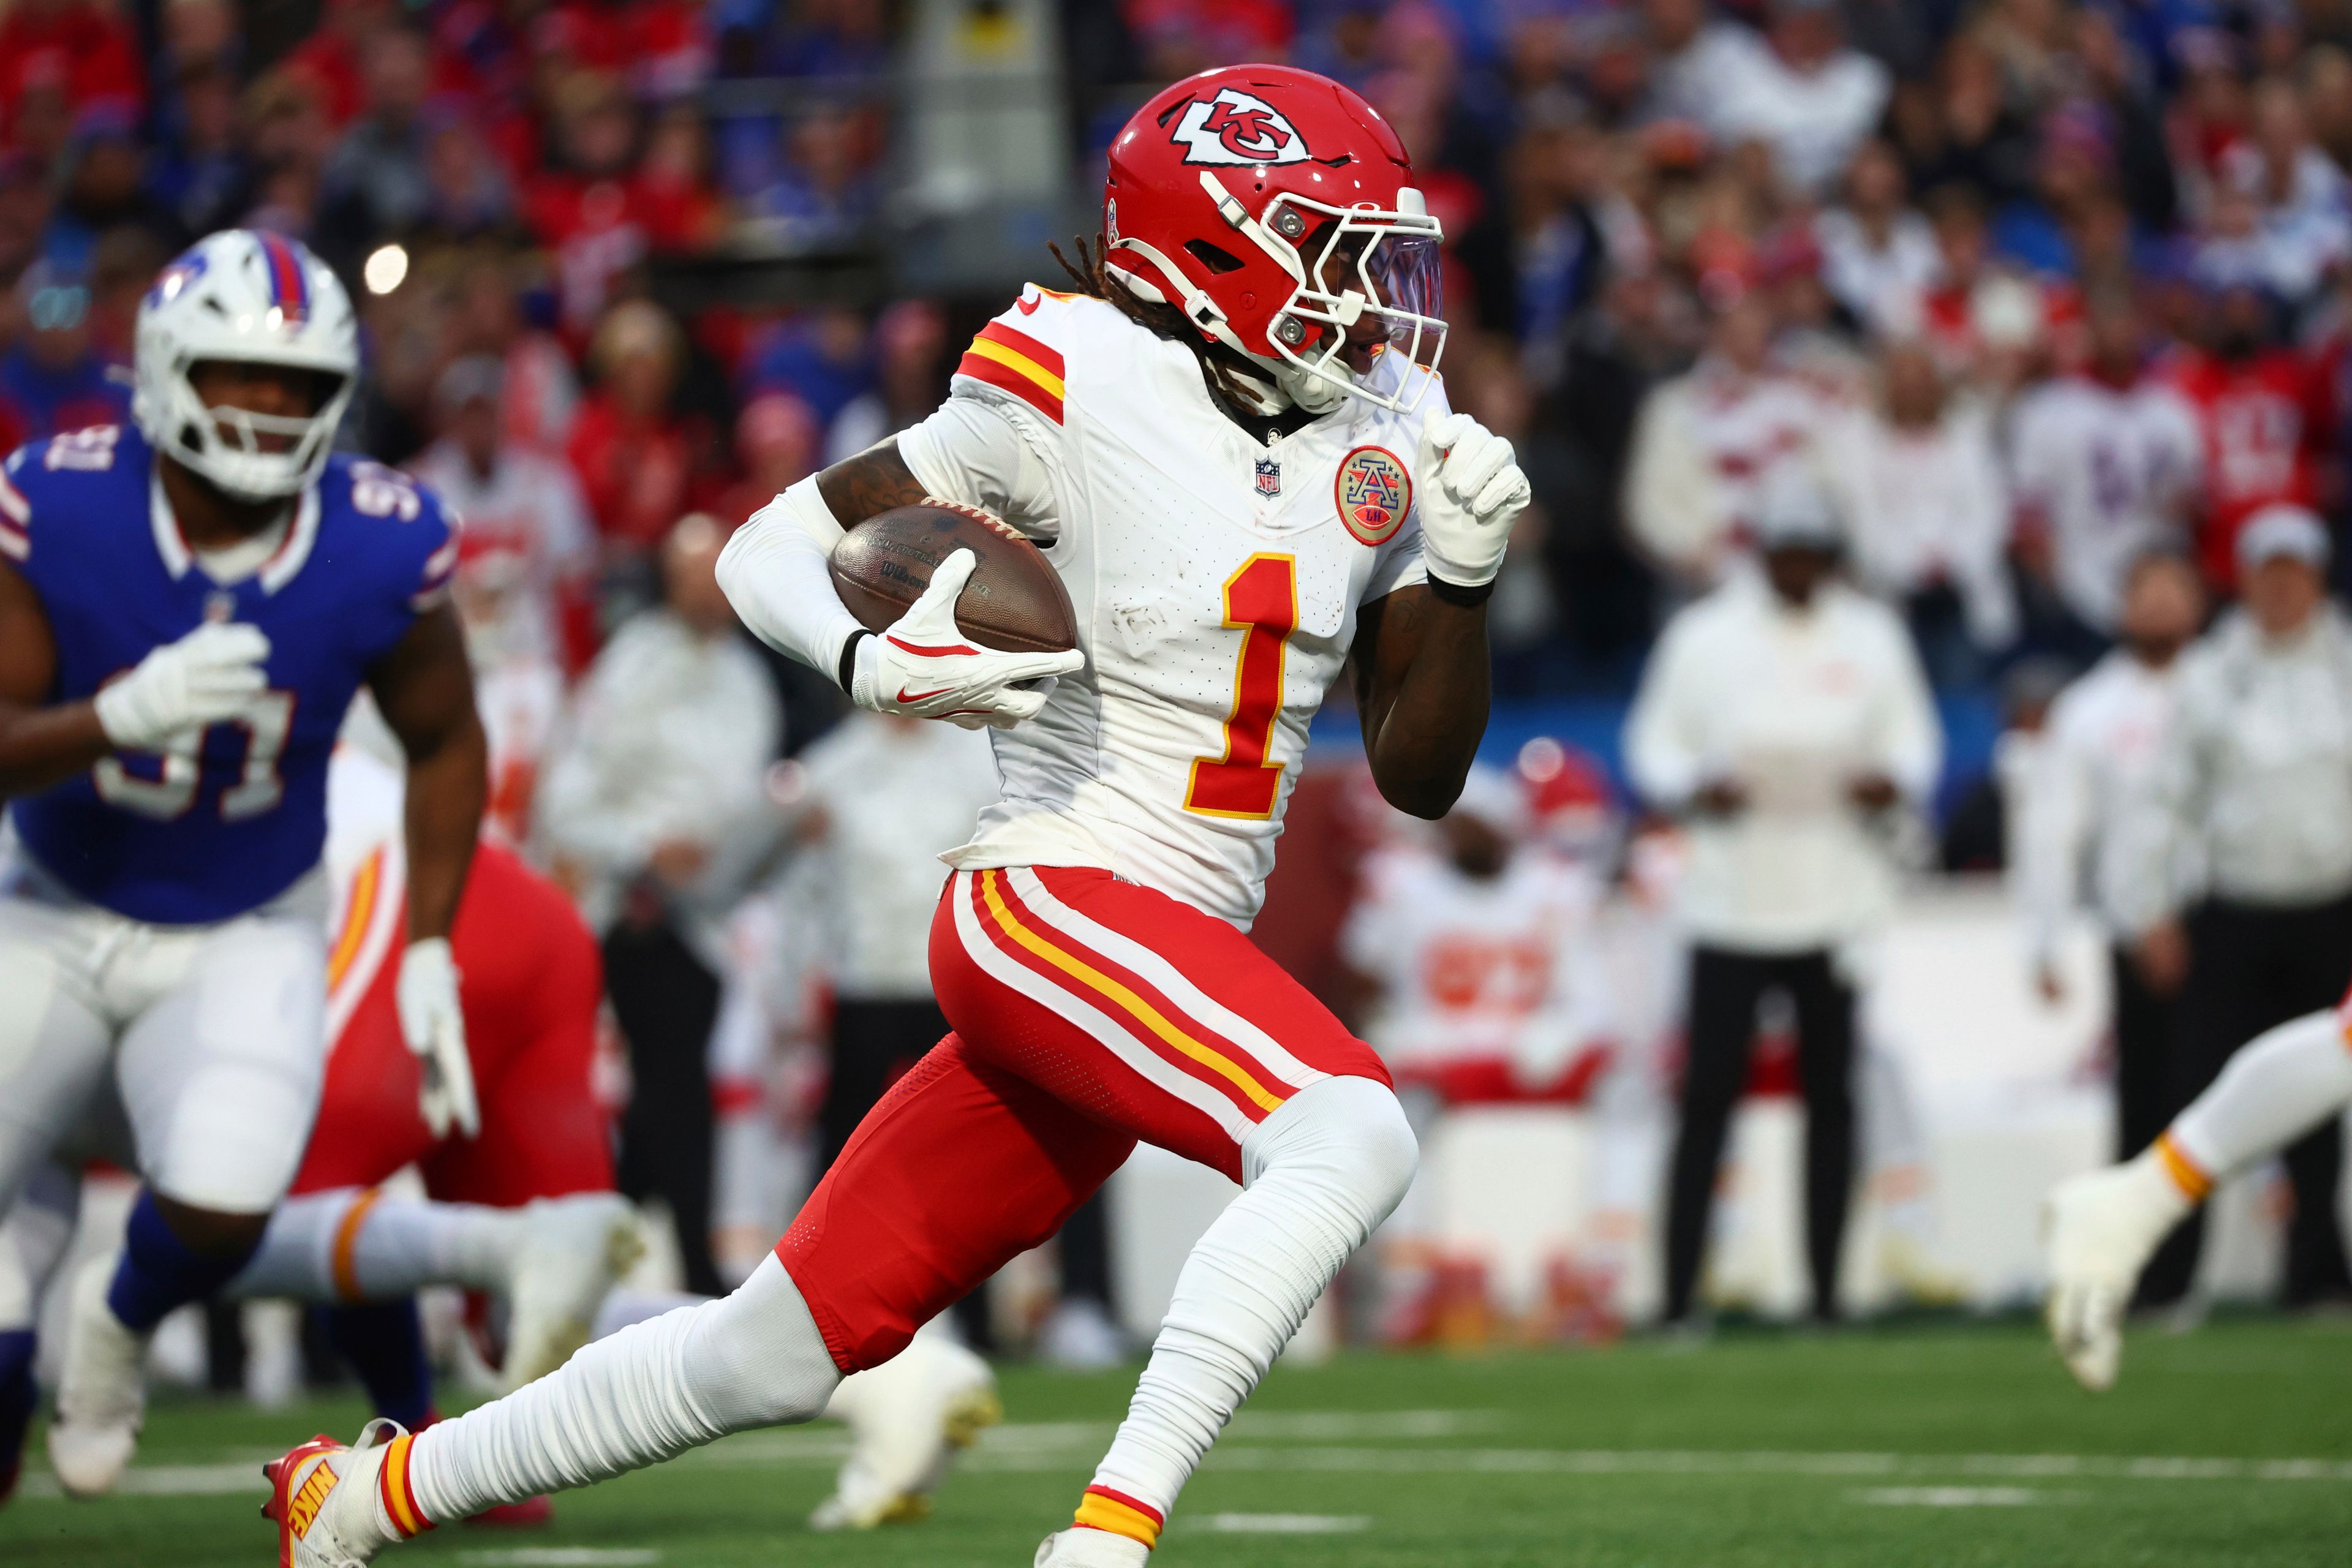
[895,393,1060,538]
[715,478,864,684]
[715,385,1058,686]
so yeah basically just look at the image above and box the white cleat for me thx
[1036,1298,1126,1371]
[1035,1528,1152,1567]
[501,1194,643,1392]
[2043,1152,2193,1392]
[47,1256,147,1497]
[810,1329,1002,1530]
[263,1419,413,1566]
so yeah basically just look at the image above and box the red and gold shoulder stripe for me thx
[957,320,1065,425]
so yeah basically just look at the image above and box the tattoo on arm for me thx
[815,440,929,526]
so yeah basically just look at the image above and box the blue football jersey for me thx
[0,424,458,924]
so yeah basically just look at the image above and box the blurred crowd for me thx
[4,0,2351,706]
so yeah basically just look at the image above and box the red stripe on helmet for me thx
[258,233,309,325]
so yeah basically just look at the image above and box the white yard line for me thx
[1856,1487,2063,1507]
[462,1551,663,1566]
[1199,1512,1373,1532]
[18,1418,2352,1502]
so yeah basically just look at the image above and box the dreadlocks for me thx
[1048,233,1299,429]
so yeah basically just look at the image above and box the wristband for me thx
[837,628,873,693]
[1427,575,1495,608]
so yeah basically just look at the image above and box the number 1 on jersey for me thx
[1185,552,1297,820]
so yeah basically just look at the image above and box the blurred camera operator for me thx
[2117,507,2352,1307]
[1626,477,1941,1326]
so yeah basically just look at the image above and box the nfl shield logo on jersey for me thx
[1254,456,1281,498]
[1335,445,1411,545]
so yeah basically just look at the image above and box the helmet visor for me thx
[1364,232,1443,357]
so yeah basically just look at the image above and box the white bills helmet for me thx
[133,230,358,501]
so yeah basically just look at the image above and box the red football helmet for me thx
[1101,64,1446,413]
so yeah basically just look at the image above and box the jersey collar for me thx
[149,470,322,592]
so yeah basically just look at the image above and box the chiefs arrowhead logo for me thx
[1172,88,1310,167]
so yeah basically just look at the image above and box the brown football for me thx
[828,500,1077,655]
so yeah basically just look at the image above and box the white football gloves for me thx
[1414,412,1533,592]
[92,620,272,750]
[396,938,480,1139]
[848,549,1084,731]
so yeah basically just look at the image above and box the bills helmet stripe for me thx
[258,231,310,325]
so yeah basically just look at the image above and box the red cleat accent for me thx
[262,1434,344,1567]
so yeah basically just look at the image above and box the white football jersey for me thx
[1341,845,1613,1074]
[2008,374,2203,632]
[897,286,1438,927]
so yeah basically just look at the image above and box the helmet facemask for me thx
[152,353,353,503]
[1253,191,1447,415]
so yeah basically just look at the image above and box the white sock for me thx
[405,1251,839,1521]
[230,1190,522,1301]
[1077,1077,1415,1546]
[2170,1008,2352,1181]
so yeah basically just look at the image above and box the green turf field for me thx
[7,1316,2351,1567]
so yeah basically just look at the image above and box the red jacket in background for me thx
[2165,347,2332,590]
[566,393,692,551]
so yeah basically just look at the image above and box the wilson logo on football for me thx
[1335,446,1410,545]
[1171,88,1310,167]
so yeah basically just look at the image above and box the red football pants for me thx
[777,864,1389,1371]
[290,842,612,1205]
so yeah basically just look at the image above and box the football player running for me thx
[0,230,486,1496]
[266,65,1526,1568]
[2047,996,2352,1390]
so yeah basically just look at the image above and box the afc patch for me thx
[1334,445,1410,545]
[1254,455,1282,498]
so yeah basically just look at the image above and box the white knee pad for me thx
[1240,1076,1420,1245]
[678,1253,841,1430]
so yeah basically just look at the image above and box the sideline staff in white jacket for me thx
[1626,480,1941,1324]
[2010,552,2205,1164]
[2114,507,2352,1306]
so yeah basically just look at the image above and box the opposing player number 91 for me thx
[93,687,296,821]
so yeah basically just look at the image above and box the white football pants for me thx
[0,842,327,1218]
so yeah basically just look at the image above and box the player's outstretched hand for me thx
[396,938,480,1139]
[1414,412,1532,592]
[850,549,1085,731]
[92,620,272,750]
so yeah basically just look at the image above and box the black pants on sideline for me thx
[820,999,951,1171]
[2110,942,2178,1163]
[2139,894,2352,1307]
[1664,946,1857,1324]
[606,919,725,1299]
